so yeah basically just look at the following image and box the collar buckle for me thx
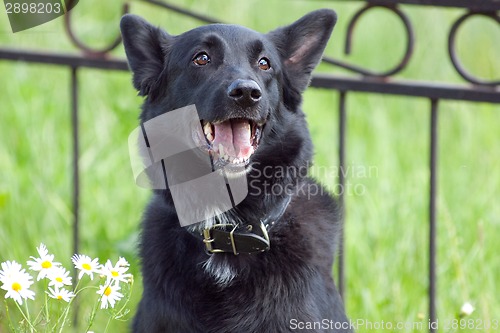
[203,224,238,254]
[202,222,270,255]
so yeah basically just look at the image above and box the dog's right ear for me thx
[267,9,336,108]
[120,14,173,97]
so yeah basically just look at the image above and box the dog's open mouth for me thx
[200,119,263,165]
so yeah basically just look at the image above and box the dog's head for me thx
[120,10,336,177]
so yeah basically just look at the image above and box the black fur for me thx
[121,9,352,333]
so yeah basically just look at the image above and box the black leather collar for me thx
[188,196,292,255]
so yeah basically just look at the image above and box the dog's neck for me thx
[187,194,292,255]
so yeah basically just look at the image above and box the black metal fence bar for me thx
[71,67,80,261]
[70,66,81,325]
[3,48,499,103]
[0,49,129,71]
[312,75,500,103]
[429,99,439,333]
[337,91,347,300]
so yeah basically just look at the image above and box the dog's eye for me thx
[258,58,271,71]
[193,52,210,66]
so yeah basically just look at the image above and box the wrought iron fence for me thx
[1,1,499,332]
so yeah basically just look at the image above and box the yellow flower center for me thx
[12,282,22,292]
[111,271,119,277]
[104,287,112,296]
[41,261,52,269]
[57,295,63,300]
[82,263,92,271]
[56,277,63,283]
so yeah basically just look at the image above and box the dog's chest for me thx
[198,276,312,332]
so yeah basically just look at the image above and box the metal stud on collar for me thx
[229,224,239,255]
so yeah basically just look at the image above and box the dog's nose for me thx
[227,79,262,107]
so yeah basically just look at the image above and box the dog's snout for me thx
[227,79,262,107]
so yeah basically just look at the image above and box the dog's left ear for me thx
[268,9,336,94]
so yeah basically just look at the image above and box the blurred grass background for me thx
[0,0,499,331]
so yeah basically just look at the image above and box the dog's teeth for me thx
[203,122,212,135]
[229,157,234,163]
[206,133,213,142]
[219,144,224,156]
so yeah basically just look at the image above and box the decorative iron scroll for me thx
[448,11,500,86]
[63,0,129,58]
[61,0,499,86]
[322,3,415,78]
[322,2,500,85]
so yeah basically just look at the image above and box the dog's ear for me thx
[120,14,173,97]
[268,9,336,96]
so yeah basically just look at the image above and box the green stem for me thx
[31,305,46,331]
[25,301,35,333]
[44,280,49,327]
[30,279,49,330]
[57,276,82,333]
[56,300,72,333]
[84,290,103,332]
[13,301,37,332]
[104,279,135,332]
[5,300,18,333]
[103,316,112,333]
[114,279,134,320]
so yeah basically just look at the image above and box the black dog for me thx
[121,9,352,333]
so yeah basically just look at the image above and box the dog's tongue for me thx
[213,119,253,160]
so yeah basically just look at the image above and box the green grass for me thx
[1,0,499,331]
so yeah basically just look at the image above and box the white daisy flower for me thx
[100,258,132,285]
[26,243,61,280]
[97,283,124,309]
[71,254,101,280]
[460,302,475,317]
[46,286,75,302]
[47,266,72,288]
[0,261,35,305]
[0,260,23,283]
[116,256,130,267]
